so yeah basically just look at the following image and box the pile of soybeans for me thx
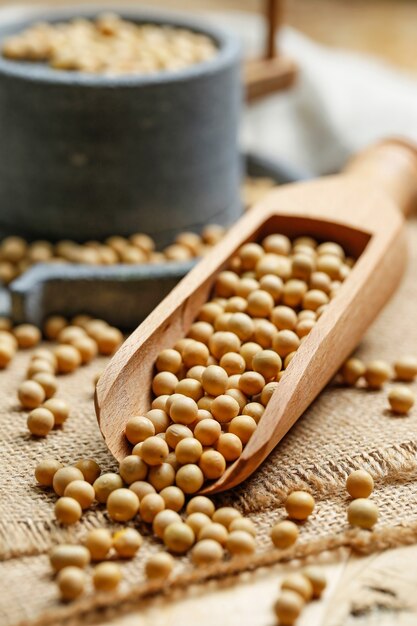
[125,234,354,494]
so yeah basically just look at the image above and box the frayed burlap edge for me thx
[2,438,417,563]
[225,439,417,513]
[17,521,417,626]
[0,510,111,561]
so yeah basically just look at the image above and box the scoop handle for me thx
[344,138,417,217]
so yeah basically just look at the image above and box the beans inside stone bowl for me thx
[2,12,218,75]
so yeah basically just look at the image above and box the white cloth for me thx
[203,11,417,175]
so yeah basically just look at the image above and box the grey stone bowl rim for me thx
[9,150,312,295]
[0,4,241,87]
[11,258,194,293]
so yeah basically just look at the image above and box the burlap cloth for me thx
[1,218,416,626]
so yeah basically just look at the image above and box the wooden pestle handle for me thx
[344,138,417,216]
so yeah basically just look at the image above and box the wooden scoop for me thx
[95,138,417,495]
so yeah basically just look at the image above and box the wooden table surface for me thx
[156,0,417,75]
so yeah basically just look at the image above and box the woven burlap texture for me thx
[1,218,416,626]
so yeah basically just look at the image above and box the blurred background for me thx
[154,0,417,74]
[2,0,417,175]
[1,0,416,324]
[2,0,416,72]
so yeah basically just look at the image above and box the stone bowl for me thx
[0,6,242,246]
[8,153,310,328]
